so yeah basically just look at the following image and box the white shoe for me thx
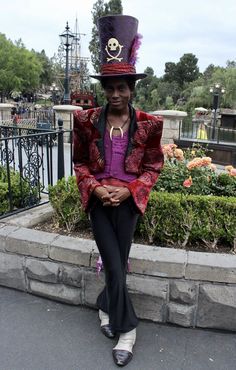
[98,309,109,326]
[113,328,136,353]
[99,309,116,339]
[112,329,136,366]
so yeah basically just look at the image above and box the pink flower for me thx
[230,168,236,176]
[201,157,212,166]
[174,148,184,161]
[162,144,177,159]
[187,158,202,170]
[183,177,193,188]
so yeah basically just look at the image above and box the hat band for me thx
[100,63,136,75]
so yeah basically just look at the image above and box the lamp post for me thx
[50,83,59,105]
[209,83,225,141]
[59,22,74,105]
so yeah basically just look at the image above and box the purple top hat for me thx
[90,15,147,80]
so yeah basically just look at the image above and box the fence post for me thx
[57,118,65,180]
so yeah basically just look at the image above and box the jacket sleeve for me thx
[127,118,164,214]
[73,112,101,210]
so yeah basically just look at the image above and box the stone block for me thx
[6,203,54,228]
[26,258,59,283]
[129,244,186,278]
[29,280,82,305]
[127,274,168,322]
[197,284,236,331]
[170,280,198,305]
[49,236,94,267]
[61,265,83,287]
[186,251,236,283]
[83,269,105,306]
[5,227,56,258]
[0,225,20,251]
[167,302,195,327]
[0,252,25,290]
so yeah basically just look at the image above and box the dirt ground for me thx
[34,217,234,254]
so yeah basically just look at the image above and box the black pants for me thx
[89,198,139,333]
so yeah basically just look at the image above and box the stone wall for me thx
[53,105,81,142]
[0,207,236,332]
[152,110,188,145]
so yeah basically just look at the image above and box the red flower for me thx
[183,177,193,188]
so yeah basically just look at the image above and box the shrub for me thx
[0,165,37,216]
[48,176,236,252]
[48,176,87,232]
[154,143,236,197]
[138,192,236,251]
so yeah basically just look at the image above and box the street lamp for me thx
[59,22,74,104]
[209,83,225,141]
[50,83,59,105]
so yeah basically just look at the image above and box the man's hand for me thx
[93,186,110,202]
[102,185,131,207]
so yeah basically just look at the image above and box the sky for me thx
[0,0,235,77]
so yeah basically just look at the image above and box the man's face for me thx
[103,78,131,111]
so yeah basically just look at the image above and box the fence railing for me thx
[0,109,56,129]
[180,118,236,145]
[0,121,72,219]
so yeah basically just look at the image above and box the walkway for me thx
[0,287,235,370]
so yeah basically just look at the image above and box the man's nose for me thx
[112,89,119,97]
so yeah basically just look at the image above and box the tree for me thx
[226,60,236,69]
[156,80,181,106]
[203,64,216,80]
[105,0,123,13]
[163,62,177,83]
[164,53,199,88]
[33,49,54,87]
[210,66,236,109]
[89,0,123,73]
[134,67,156,110]
[176,53,199,87]
[0,34,42,101]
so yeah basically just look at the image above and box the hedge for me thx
[139,191,236,250]
[0,165,38,216]
[48,176,236,251]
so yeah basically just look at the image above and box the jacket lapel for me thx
[93,105,107,160]
[126,104,138,157]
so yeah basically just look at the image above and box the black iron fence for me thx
[180,118,236,145]
[0,109,56,130]
[0,121,73,219]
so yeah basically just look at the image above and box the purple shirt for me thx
[94,129,137,182]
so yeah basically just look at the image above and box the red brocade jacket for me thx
[73,105,164,215]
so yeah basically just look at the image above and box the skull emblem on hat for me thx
[105,37,123,62]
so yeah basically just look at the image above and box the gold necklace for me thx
[107,115,130,140]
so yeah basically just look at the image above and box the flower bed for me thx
[48,144,236,253]
[154,143,236,197]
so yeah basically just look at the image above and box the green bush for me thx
[211,173,236,197]
[0,165,37,215]
[0,182,9,214]
[48,176,87,232]
[154,144,236,197]
[48,176,236,251]
[138,192,236,250]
